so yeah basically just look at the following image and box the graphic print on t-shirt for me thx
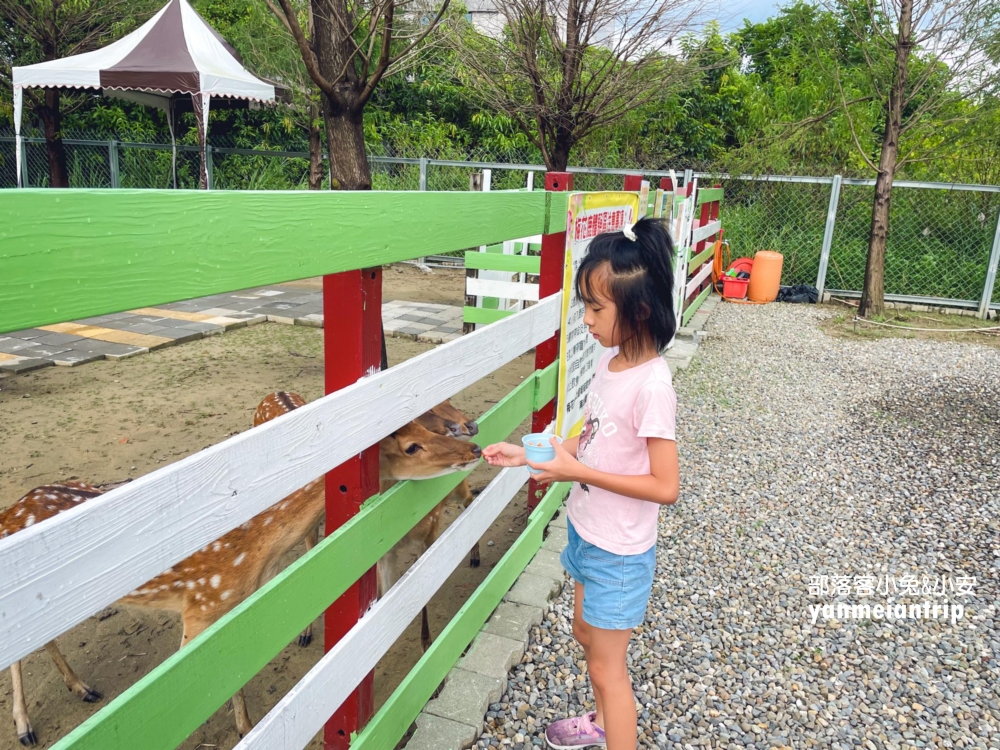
[577,390,616,500]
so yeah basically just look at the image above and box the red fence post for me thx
[659,177,673,192]
[322,268,382,749]
[528,172,572,513]
[623,174,643,191]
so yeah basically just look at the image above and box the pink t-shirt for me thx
[566,348,677,555]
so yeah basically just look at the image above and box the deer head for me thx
[416,399,479,439]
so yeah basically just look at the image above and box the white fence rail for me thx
[0,294,562,670]
[236,463,532,750]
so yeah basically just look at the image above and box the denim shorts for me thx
[560,517,657,630]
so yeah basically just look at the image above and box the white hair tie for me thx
[623,223,637,241]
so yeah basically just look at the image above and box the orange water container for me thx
[747,251,784,302]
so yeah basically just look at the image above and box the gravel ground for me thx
[475,302,1000,750]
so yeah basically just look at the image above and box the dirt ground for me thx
[0,266,535,750]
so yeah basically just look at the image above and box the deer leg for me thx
[377,547,399,599]
[43,641,101,703]
[10,660,37,747]
[231,689,254,738]
[420,607,432,653]
[182,613,253,736]
[296,525,320,647]
[451,480,481,568]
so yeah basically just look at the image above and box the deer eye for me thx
[405,443,422,455]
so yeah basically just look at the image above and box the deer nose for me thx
[471,444,482,458]
[466,421,479,436]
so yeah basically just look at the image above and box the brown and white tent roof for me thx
[12,0,275,103]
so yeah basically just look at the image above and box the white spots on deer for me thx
[197,578,206,586]
[210,574,221,589]
[24,515,35,527]
[233,552,246,567]
[263,516,272,526]
[221,591,232,601]
[14,508,23,518]
[187,581,196,590]
[212,542,222,552]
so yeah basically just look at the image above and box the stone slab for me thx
[458,631,525,680]
[423,668,504,734]
[0,358,54,373]
[504,572,563,610]
[482,601,544,643]
[540,525,568,553]
[524,548,565,582]
[404,713,479,750]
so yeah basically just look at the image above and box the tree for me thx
[449,0,703,172]
[828,0,1000,317]
[0,0,158,187]
[266,0,451,189]
[200,0,327,188]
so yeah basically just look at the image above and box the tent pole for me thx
[168,99,177,189]
[14,87,23,188]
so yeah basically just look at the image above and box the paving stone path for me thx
[0,286,464,374]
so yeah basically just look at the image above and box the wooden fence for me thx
[0,174,721,750]
[0,182,572,750]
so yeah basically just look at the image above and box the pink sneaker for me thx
[544,710,607,749]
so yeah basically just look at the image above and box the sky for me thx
[712,0,785,31]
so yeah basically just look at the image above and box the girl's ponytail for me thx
[575,216,678,359]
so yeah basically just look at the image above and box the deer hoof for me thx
[18,730,38,747]
[297,632,313,647]
[469,554,480,568]
[83,688,103,703]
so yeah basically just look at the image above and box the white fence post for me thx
[108,140,120,188]
[816,174,842,299]
[979,209,1000,319]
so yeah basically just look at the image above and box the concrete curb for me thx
[403,505,570,750]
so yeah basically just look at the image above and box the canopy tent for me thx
[12,0,278,189]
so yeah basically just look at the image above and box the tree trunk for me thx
[322,102,370,190]
[308,111,324,190]
[40,89,69,188]
[312,0,372,191]
[858,0,912,319]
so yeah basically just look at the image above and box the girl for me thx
[484,217,680,750]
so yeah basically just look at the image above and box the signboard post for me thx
[556,192,641,438]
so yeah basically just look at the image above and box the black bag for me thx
[776,284,819,304]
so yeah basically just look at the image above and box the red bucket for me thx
[722,276,749,299]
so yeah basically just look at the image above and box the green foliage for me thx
[2,0,999,183]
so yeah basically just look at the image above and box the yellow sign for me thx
[556,192,641,438]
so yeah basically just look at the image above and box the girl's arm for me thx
[482,434,581,468]
[529,436,678,506]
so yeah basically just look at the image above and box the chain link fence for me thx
[829,183,1000,305]
[3,129,999,314]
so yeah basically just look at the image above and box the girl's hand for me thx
[483,442,526,467]
[529,437,584,484]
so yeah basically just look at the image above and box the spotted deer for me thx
[1,396,481,747]
[254,393,484,651]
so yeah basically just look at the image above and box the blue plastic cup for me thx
[521,433,563,474]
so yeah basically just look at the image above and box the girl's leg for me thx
[587,626,636,750]
[572,582,605,725]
